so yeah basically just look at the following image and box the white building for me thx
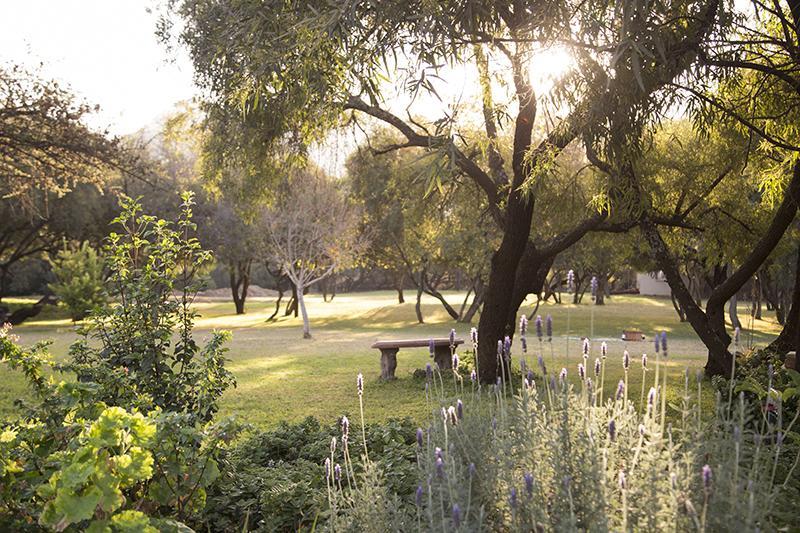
[636,271,672,296]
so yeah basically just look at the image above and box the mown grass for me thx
[0,292,780,427]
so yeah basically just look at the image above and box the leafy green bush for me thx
[203,417,417,531]
[48,242,106,321]
[0,194,239,531]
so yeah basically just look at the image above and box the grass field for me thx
[0,292,781,427]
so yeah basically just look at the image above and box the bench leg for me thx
[380,348,399,380]
[433,345,452,371]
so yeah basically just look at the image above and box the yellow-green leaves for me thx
[39,407,157,532]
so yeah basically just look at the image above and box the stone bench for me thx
[371,338,464,380]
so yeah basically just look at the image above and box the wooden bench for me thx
[621,330,645,341]
[371,338,464,380]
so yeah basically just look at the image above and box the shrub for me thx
[47,242,106,321]
[0,194,239,530]
[203,417,417,531]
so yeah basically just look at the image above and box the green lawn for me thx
[0,292,781,427]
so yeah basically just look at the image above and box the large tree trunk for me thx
[768,244,800,355]
[296,281,311,339]
[229,260,251,315]
[641,219,734,376]
[395,270,405,304]
[595,275,607,305]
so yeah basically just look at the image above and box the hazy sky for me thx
[0,0,197,135]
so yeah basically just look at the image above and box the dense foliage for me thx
[48,242,107,321]
[0,194,238,531]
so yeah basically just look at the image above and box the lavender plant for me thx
[320,328,799,532]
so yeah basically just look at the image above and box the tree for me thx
[203,201,259,314]
[1,64,122,208]
[613,4,800,374]
[263,172,366,338]
[167,0,719,381]
[48,242,106,321]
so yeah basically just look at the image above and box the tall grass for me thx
[322,329,799,532]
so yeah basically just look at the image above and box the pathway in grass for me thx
[1,292,780,426]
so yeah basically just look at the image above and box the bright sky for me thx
[0,0,574,174]
[0,0,197,136]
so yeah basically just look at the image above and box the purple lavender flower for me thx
[504,336,512,360]
[608,419,616,441]
[591,276,598,298]
[520,315,528,337]
[560,367,568,383]
[334,463,342,482]
[357,373,363,396]
[510,487,518,510]
[436,457,445,478]
[660,332,668,357]
[449,328,456,348]
[578,363,585,380]
[586,378,594,396]
[470,327,478,345]
[470,370,477,382]
[527,369,534,383]
[583,338,590,357]
[331,437,337,454]
[546,315,553,341]
[696,369,703,384]
[601,341,608,359]
[469,463,477,477]
[416,427,424,448]
[456,399,464,420]
[341,416,350,441]
[435,447,443,460]
[642,353,648,369]
[616,379,625,400]
[623,350,630,370]
[429,338,435,358]
[452,504,461,528]
[497,340,503,359]
[324,457,331,480]
[734,326,740,346]
[535,315,543,340]
[538,354,546,374]
[567,269,575,293]
[452,353,459,371]
[648,387,656,406]
[524,473,533,496]
[702,464,712,490]
[594,358,601,377]
[415,485,424,506]
[654,334,660,354]
[521,336,528,354]
[619,470,627,490]
[426,363,433,381]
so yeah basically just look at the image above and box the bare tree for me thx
[263,172,366,338]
